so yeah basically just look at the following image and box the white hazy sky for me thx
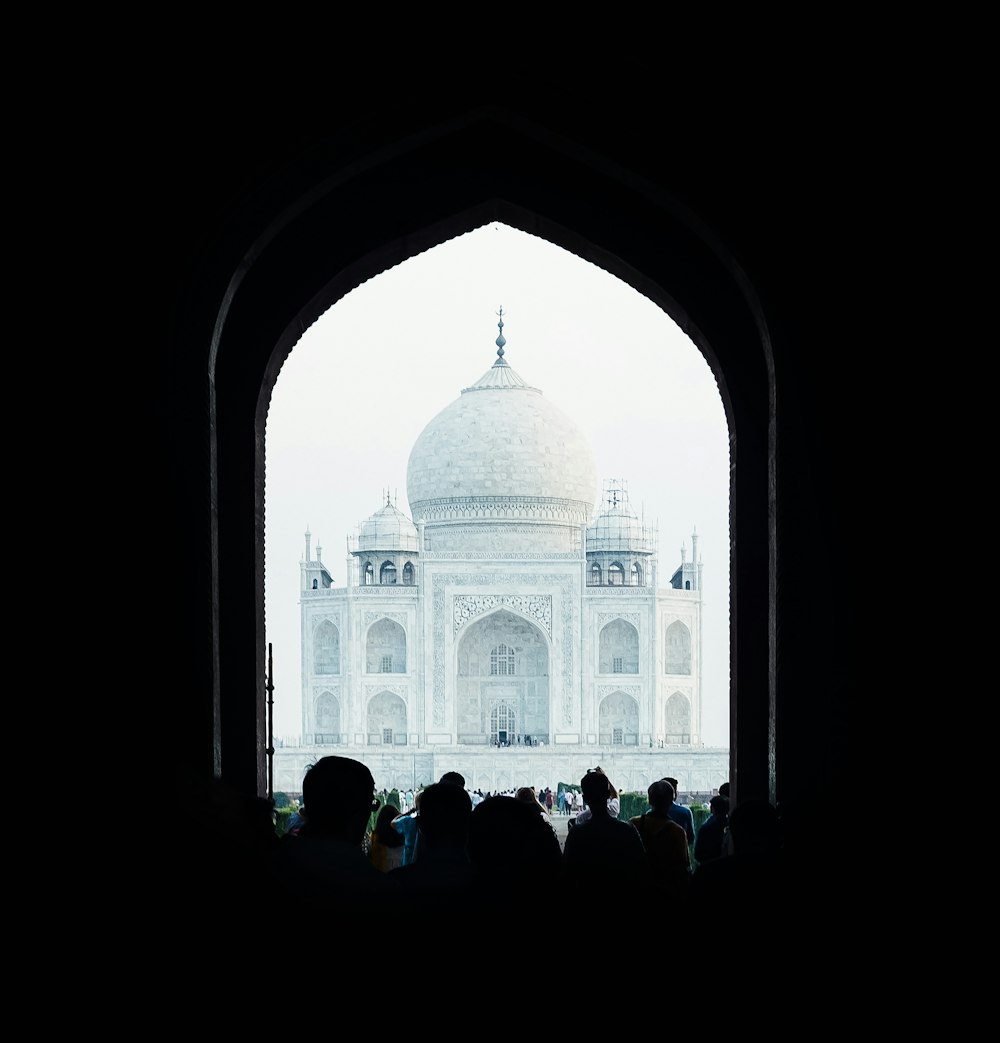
[265,223,730,745]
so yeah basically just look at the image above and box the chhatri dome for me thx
[406,309,598,553]
[358,495,419,552]
[586,480,655,552]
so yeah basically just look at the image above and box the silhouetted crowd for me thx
[177,756,825,949]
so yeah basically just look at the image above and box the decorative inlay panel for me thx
[584,585,658,594]
[663,614,694,627]
[432,572,577,728]
[596,612,640,628]
[413,495,590,524]
[311,613,342,630]
[353,586,419,596]
[363,611,407,626]
[364,683,408,699]
[312,685,341,700]
[597,685,642,699]
[454,594,552,637]
[427,550,582,559]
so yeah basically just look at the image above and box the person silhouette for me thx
[573,766,620,824]
[369,801,406,872]
[694,794,729,865]
[388,781,476,922]
[663,776,695,845]
[563,768,650,893]
[270,756,393,922]
[391,791,422,865]
[631,779,691,903]
[468,793,562,910]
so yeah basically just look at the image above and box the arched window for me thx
[598,619,639,673]
[366,618,407,673]
[312,578,318,589]
[490,643,516,676]
[363,562,374,585]
[665,691,691,744]
[380,561,397,584]
[590,562,601,585]
[665,620,692,674]
[313,620,340,675]
[598,690,640,746]
[490,702,516,745]
[402,561,414,585]
[609,562,624,585]
[315,691,340,744]
[631,562,642,585]
[367,690,407,745]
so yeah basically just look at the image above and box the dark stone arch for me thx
[150,104,838,815]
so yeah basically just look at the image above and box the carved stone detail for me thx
[413,495,590,524]
[312,685,341,700]
[353,586,419,596]
[364,683,408,699]
[311,612,342,630]
[364,611,407,627]
[663,614,694,628]
[596,612,640,628]
[454,594,552,637]
[584,585,657,594]
[597,685,642,699]
[432,572,576,728]
[427,550,582,559]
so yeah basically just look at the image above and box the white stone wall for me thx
[299,561,711,763]
[272,743,730,797]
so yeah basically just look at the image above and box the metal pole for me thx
[266,642,275,802]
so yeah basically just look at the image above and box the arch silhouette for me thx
[169,107,817,807]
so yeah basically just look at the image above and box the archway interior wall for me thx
[598,619,640,674]
[365,617,407,674]
[598,690,640,745]
[665,690,692,742]
[367,690,407,745]
[313,619,341,675]
[314,690,341,742]
[456,609,550,744]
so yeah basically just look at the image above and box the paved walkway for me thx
[548,810,573,851]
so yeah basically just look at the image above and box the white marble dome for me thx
[358,501,418,552]
[406,349,598,548]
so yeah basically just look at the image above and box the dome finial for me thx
[495,305,506,358]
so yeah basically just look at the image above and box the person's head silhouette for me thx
[648,778,675,813]
[415,781,472,849]
[301,756,377,842]
[581,768,611,815]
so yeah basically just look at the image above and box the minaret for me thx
[691,527,698,582]
[301,527,333,591]
[680,540,687,564]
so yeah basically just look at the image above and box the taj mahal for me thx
[272,314,729,796]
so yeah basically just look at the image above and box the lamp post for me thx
[266,642,275,802]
